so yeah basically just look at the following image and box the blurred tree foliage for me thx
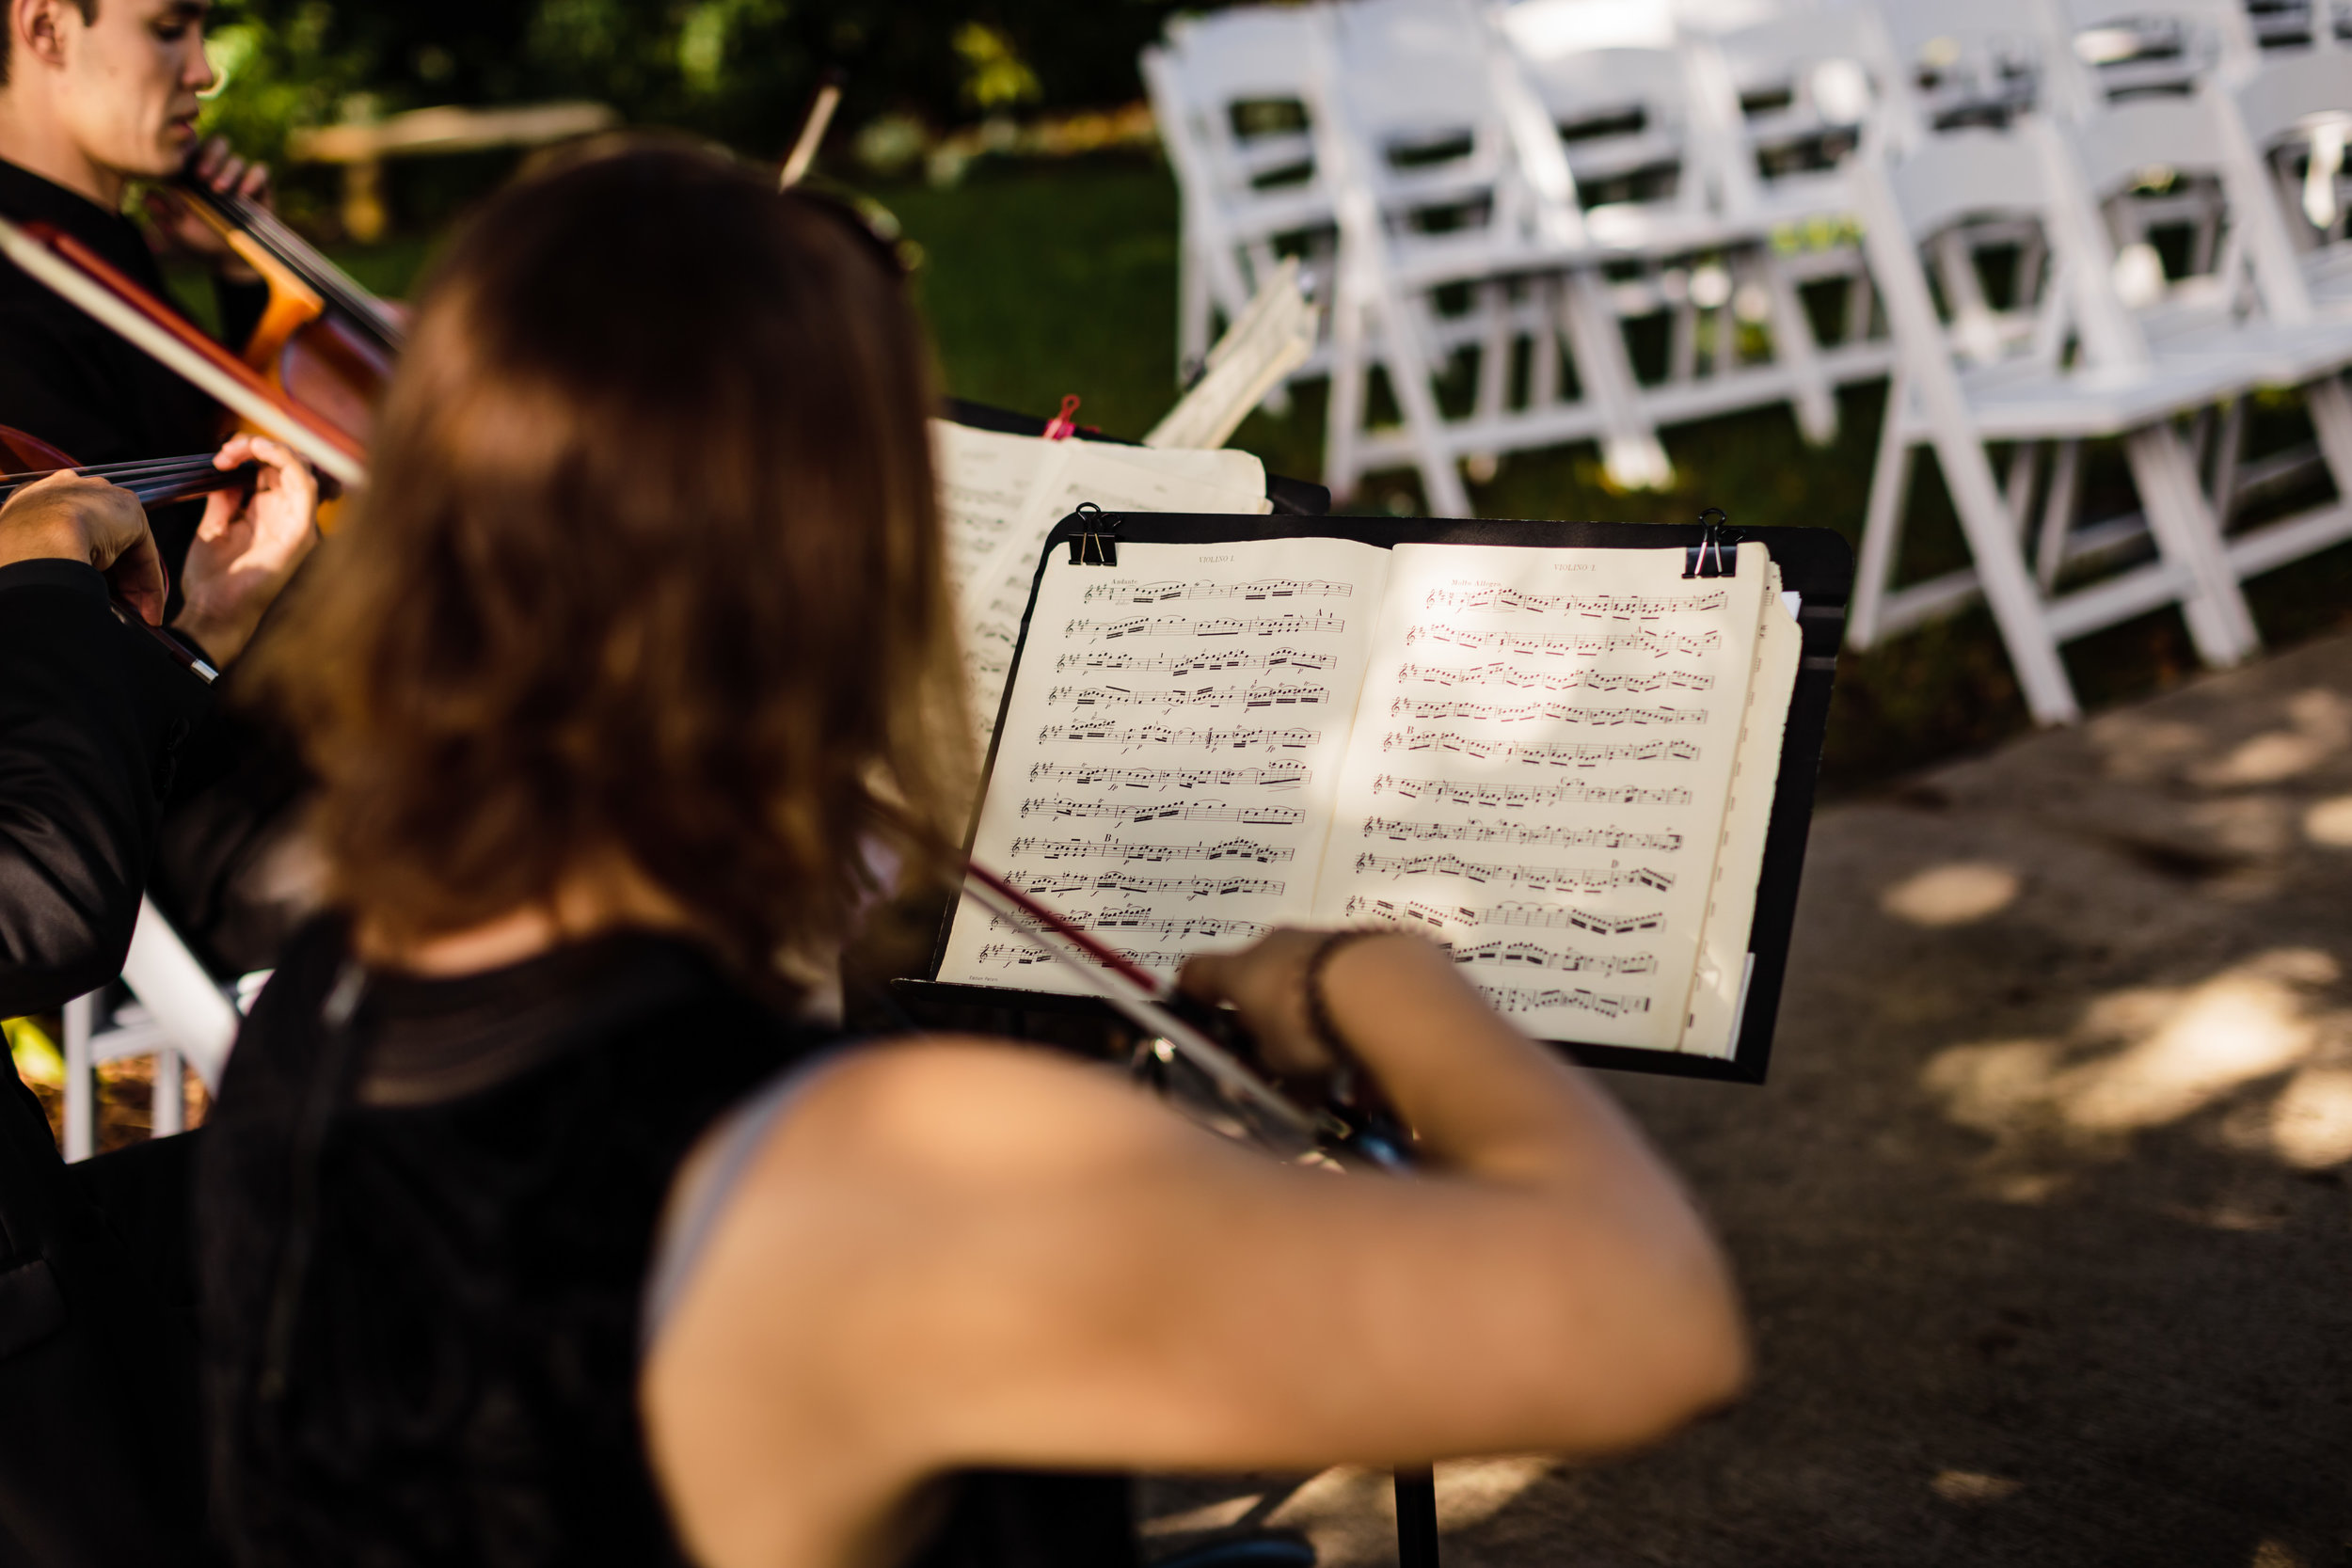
[200,0,1188,166]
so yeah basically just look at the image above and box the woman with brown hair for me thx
[199,138,1747,1568]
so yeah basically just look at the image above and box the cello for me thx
[166,170,402,449]
[0,208,366,488]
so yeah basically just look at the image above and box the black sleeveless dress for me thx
[193,918,1136,1568]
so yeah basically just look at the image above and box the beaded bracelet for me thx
[1301,927,1385,1062]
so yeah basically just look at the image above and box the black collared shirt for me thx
[0,156,263,578]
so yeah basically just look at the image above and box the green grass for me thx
[180,152,2352,792]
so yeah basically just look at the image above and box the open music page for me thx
[934,531,1803,1061]
[1311,542,1797,1057]
[936,537,1392,988]
[932,420,1040,604]
[946,436,1272,723]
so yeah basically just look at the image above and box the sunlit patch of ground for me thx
[1925,947,2352,1183]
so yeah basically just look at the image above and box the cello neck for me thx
[174,177,406,355]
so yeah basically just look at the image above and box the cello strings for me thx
[0,455,219,483]
[0,456,223,487]
[215,188,405,347]
[0,455,243,505]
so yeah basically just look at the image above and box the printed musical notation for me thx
[1368,775,1695,809]
[1354,852,1675,894]
[1361,817,1682,852]
[1381,731,1703,768]
[1449,940,1658,976]
[1007,869,1286,900]
[1386,697,1706,726]
[1402,625,1720,660]
[1056,647,1337,677]
[1395,662,1715,693]
[1343,895,1666,938]
[1039,723,1320,752]
[1083,578,1355,605]
[1009,834,1296,864]
[990,909,1263,941]
[1423,584,1729,619]
[1048,684,1330,711]
[977,943,1189,973]
[1067,610,1346,642]
[1023,798,1305,826]
[1478,984,1653,1020]
[1028,762,1309,792]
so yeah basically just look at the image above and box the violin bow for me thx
[779,68,846,189]
[961,860,1406,1168]
[0,211,368,488]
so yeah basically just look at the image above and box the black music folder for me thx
[906,511,1851,1085]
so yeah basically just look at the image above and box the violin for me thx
[169,169,402,450]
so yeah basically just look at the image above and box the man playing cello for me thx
[0,0,275,549]
[0,4,318,1562]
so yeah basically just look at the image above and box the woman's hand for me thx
[0,470,164,624]
[1179,927,1430,1080]
[173,436,319,665]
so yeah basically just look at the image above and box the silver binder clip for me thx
[1684,507,1735,579]
[1068,501,1120,566]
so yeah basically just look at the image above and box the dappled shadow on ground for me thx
[1145,633,2352,1568]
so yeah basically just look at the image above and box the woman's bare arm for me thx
[644,930,1747,1568]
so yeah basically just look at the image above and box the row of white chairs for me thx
[1851,0,2352,721]
[1149,0,2352,723]
[1148,0,1904,512]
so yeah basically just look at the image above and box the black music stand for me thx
[899,511,1853,1567]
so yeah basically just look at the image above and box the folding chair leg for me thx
[1364,286,1473,516]
[2301,373,2352,499]
[1843,270,1876,346]
[2035,439,2083,594]
[1325,287,1371,504]
[1531,277,1565,409]
[1669,293,1698,387]
[151,1049,183,1138]
[63,992,94,1163]
[1759,251,1838,444]
[2002,442,2040,531]
[2123,423,2261,667]
[1560,269,1672,490]
[1926,422,2083,724]
[2210,400,2246,526]
[1470,277,1511,475]
[1850,374,1915,649]
[1178,233,1214,385]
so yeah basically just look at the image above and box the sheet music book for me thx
[931,420,1273,720]
[916,514,1851,1084]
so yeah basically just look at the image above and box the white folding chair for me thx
[1847,119,2268,723]
[1498,0,1851,443]
[1672,1,1907,426]
[1310,0,1678,507]
[1143,8,1341,388]
[2230,49,2352,295]
[59,898,250,1161]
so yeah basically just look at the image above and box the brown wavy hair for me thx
[250,138,972,983]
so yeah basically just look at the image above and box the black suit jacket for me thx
[0,561,211,1016]
[0,559,216,1565]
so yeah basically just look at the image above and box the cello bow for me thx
[0,210,367,488]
